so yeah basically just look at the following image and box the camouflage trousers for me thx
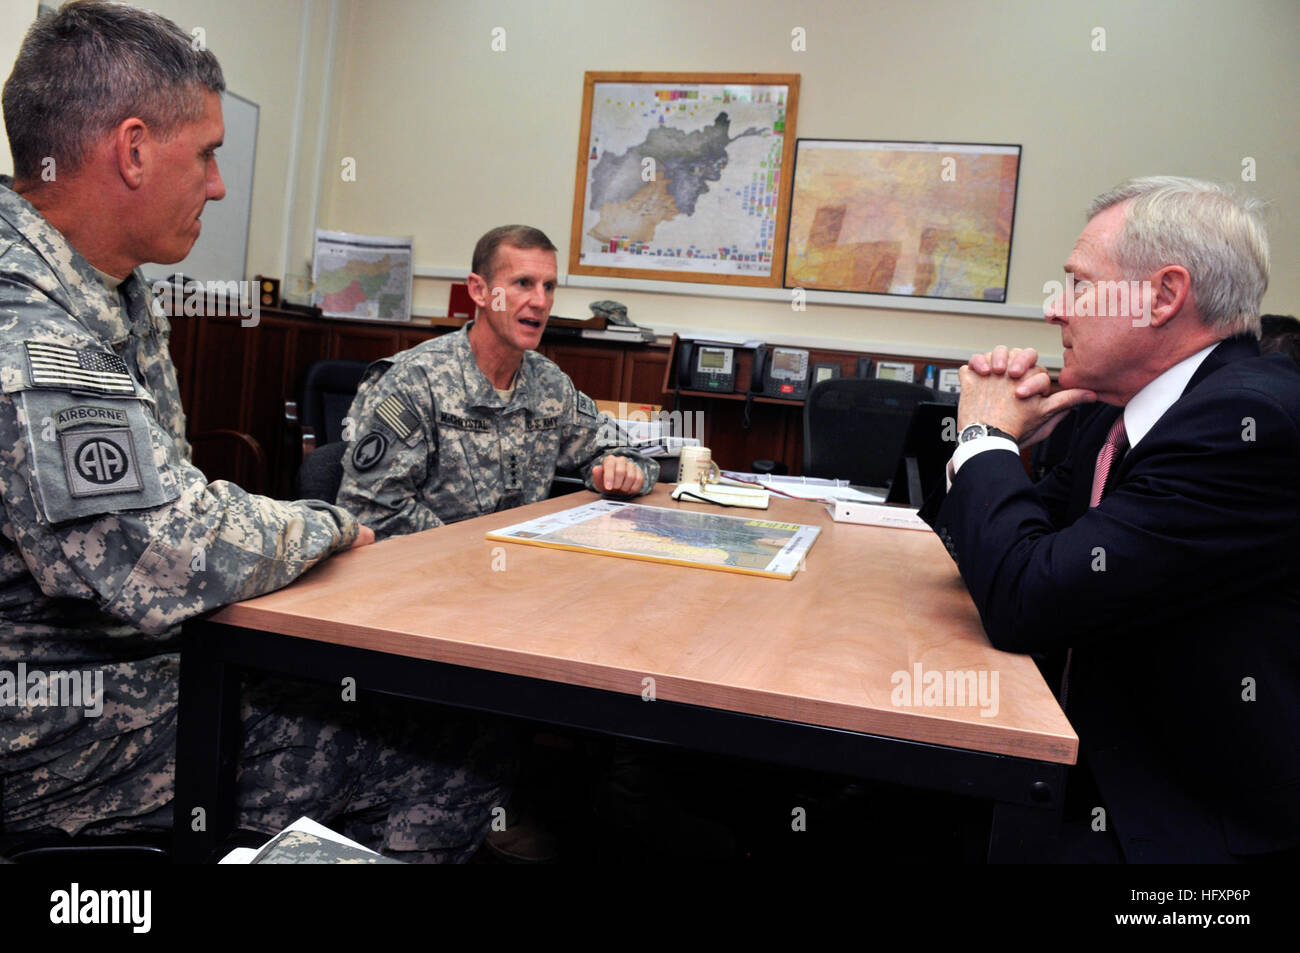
[2,663,518,863]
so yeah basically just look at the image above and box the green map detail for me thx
[377,293,405,318]
[316,255,398,297]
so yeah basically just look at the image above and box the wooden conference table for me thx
[172,486,1077,862]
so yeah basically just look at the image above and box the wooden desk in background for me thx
[172,487,1077,862]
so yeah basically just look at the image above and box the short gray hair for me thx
[3,1,225,181]
[1089,176,1269,337]
[471,225,557,282]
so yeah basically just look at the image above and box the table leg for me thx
[172,621,242,863]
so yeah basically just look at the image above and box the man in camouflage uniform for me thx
[337,225,658,539]
[0,1,509,862]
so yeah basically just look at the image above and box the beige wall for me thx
[319,0,1300,362]
[0,0,330,282]
[3,1,1297,363]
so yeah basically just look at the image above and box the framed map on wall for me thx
[569,72,800,288]
[783,140,1022,302]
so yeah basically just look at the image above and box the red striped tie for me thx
[1089,414,1128,507]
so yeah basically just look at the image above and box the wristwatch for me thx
[958,422,1019,444]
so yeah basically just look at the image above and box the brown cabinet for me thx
[538,341,670,408]
[168,309,958,494]
[168,307,670,498]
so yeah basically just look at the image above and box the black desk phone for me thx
[752,346,811,399]
[677,341,737,393]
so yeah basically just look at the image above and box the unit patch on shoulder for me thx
[352,431,389,471]
[576,392,598,420]
[60,427,142,497]
[374,394,419,441]
[26,342,135,396]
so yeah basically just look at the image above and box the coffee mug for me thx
[678,445,721,485]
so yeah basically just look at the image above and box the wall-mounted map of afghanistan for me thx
[578,82,792,279]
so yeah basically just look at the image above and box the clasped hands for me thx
[957,346,1097,447]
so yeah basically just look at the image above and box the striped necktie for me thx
[1089,414,1128,507]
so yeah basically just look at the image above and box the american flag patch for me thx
[375,395,417,440]
[26,342,135,395]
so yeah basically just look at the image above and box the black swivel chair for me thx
[296,440,350,503]
[802,377,936,488]
[287,360,368,504]
[287,359,370,457]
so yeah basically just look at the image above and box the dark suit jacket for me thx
[934,336,1300,861]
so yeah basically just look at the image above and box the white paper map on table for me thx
[577,81,791,278]
[312,229,414,320]
[486,500,820,579]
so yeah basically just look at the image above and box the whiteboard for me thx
[142,90,259,285]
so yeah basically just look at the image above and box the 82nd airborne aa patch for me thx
[61,426,142,497]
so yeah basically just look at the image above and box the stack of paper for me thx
[721,471,886,503]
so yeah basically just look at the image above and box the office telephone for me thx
[752,346,811,399]
[677,341,737,393]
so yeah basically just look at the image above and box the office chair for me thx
[295,440,349,503]
[802,377,936,488]
[287,359,369,457]
[190,428,269,495]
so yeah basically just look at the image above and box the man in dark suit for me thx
[932,176,1299,862]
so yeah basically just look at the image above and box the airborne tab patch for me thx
[54,404,129,433]
[26,342,135,396]
[60,427,142,497]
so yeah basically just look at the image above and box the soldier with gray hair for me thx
[337,224,658,539]
[0,1,510,861]
[927,176,1300,861]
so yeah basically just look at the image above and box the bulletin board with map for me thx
[569,72,800,288]
[486,500,820,580]
[784,140,1021,303]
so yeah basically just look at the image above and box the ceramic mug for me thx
[677,445,721,485]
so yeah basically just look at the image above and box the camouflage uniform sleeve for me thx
[335,360,442,540]
[555,384,659,496]
[0,387,360,638]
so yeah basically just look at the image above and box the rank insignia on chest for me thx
[26,342,135,396]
